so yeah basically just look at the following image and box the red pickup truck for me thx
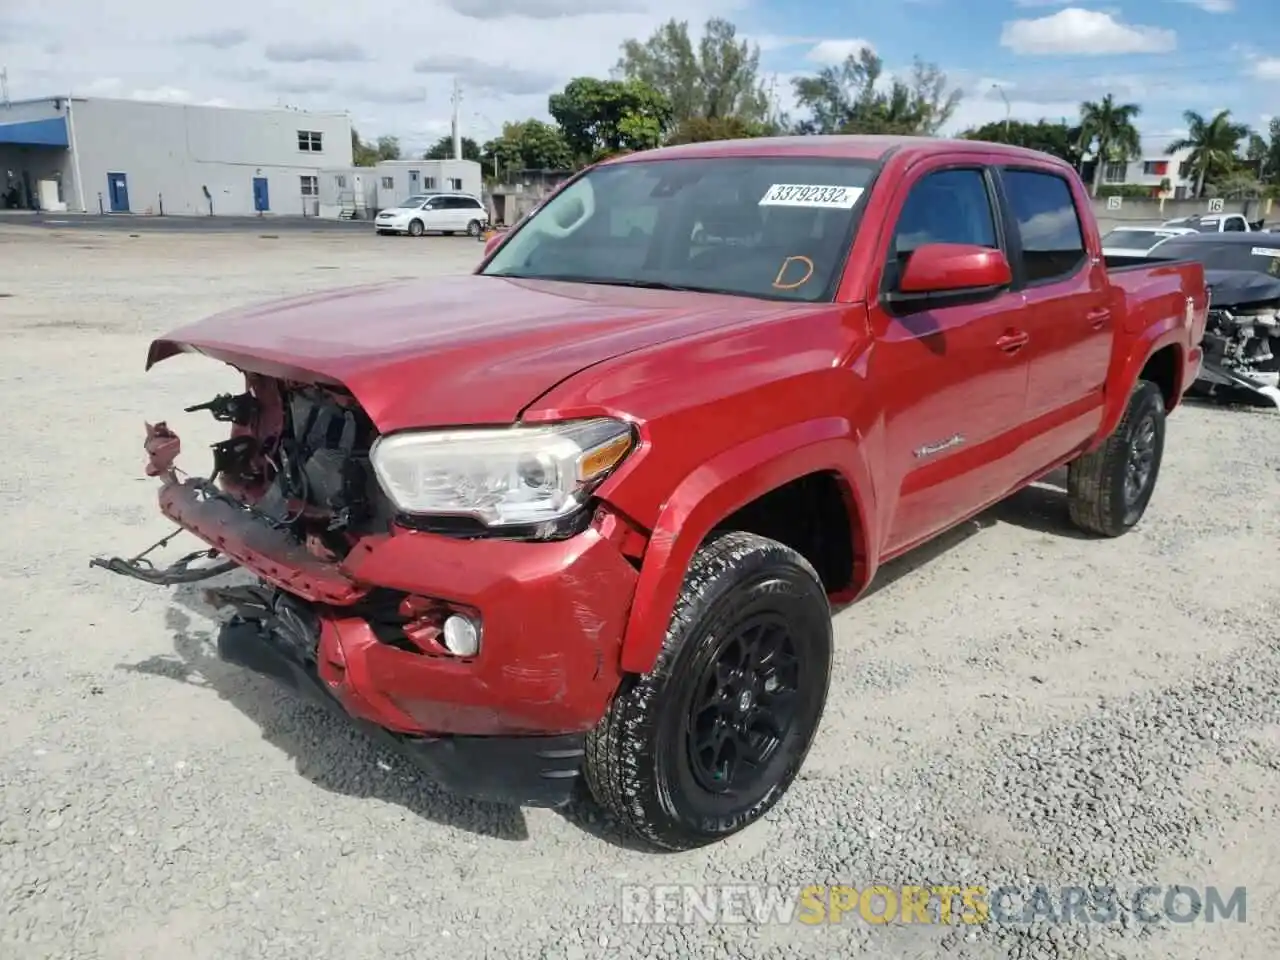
[96,135,1207,851]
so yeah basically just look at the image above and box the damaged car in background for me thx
[1143,232,1280,409]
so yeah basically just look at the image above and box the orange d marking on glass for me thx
[772,255,815,290]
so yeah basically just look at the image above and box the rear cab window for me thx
[1000,169,1087,284]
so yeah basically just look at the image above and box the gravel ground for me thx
[1,224,1278,960]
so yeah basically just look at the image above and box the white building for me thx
[373,159,483,210]
[1,95,353,216]
[1098,146,1197,199]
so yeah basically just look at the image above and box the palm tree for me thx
[1166,109,1251,198]
[1077,95,1142,198]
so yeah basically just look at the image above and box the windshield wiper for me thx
[574,277,705,292]
[487,272,727,294]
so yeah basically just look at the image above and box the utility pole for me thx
[1,68,10,108]
[450,77,462,161]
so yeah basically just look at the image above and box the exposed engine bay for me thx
[188,376,394,558]
[1194,272,1280,409]
[92,374,395,585]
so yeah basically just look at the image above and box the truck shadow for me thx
[117,584,531,844]
[112,466,1091,851]
[842,467,1087,609]
[986,466,1096,541]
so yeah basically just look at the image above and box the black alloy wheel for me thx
[583,531,833,850]
[683,613,800,796]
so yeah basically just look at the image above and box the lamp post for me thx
[992,83,1011,137]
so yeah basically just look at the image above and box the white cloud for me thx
[1177,0,1233,10]
[1000,8,1177,56]
[805,38,876,66]
[943,93,1080,136]
[0,0,740,153]
[1252,58,1280,80]
[749,34,821,53]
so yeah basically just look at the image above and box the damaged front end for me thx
[1193,274,1280,410]
[90,357,644,807]
[93,374,391,589]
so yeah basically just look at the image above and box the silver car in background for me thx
[1100,225,1196,258]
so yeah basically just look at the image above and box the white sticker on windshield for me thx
[1251,246,1280,257]
[759,184,864,209]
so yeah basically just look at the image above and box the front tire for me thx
[408,219,424,237]
[467,219,483,237]
[584,531,833,851]
[1066,378,1166,537]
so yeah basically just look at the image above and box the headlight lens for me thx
[369,418,635,526]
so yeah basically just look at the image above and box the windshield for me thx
[1103,230,1166,250]
[400,194,431,207]
[1150,239,1280,277]
[480,156,879,301]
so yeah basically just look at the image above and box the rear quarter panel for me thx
[1096,259,1207,440]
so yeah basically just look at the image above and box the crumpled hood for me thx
[147,273,810,432]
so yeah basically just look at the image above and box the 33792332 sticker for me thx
[759,184,864,209]
[1250,246,1280,258]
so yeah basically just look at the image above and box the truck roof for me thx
[605,134,1074,169]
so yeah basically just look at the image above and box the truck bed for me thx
[1103,253,1192,272]
[1103,255,1207,348]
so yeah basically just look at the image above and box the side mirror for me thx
[897,243,1012,295]
[483,232,504,257]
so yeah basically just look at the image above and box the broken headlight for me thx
[369,418,635,527]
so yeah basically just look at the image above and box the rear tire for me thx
[583,531,833,851]
[408,219,424,237]
[1067,378,1166,537]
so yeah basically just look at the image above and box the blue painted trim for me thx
[0,117,69,147]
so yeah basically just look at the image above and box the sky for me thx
[1,0,1276,157]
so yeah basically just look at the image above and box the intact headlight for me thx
[369,418,636,527]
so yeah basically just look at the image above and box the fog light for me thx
[441,615,480,657]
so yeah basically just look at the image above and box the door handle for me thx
[996,330,1030,353]
[1087,308,1111,329]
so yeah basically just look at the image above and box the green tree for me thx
[549,77,673,163]
[961,119,1084,167]
[1264,118,1280,185]
[791,49,961,136]
[614,17,770,124]
[352,129,401,166]
[665,115,773,144]
[423,135,482,162]
[481,119,574,180]
[1166,109,1251,198]
[1208,170,1263,199]
[1076,95,1142,197]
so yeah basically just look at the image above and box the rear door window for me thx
[1000,169,1087,284]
